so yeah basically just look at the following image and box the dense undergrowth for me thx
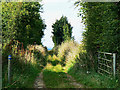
[2,57,42,88]
[47,40,119,88]
[2,44,47,88]
[2,40,120,88]
[48,40,83,73]
[68,65,119,88]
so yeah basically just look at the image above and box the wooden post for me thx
[8,55,12,83]
[113,53,116,78]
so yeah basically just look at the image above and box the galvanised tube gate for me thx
[98,52,116,78]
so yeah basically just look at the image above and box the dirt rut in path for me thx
[34,72,45,88]
[66,73,83,88]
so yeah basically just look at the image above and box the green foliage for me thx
[43,70,75,88]
[50,40,82,72]
[50,46,59,56]
[45,40,119,88]
[74,2,120,75]
[57,41,80,69]
[63,24,71,41]
[52,16,73,46]
[2,56,42,88]
[34,50,47,67]
[47,55,60,66]
[2,2,20,44]
[2,43,47,88]
[75,2,120,56]
[2,2,46,48]
[68,64,119,88]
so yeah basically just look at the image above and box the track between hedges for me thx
[34,68,84,88]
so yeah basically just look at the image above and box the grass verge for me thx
[68,66,119,88]
[2,57,43,88]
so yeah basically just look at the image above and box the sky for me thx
[41,0,85,49]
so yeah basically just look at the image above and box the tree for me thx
[52,16,73,46]
[75,1,120,70]
[63,24,71,41]
[2,2,46,48]
[15,2,46,46]
[2,2,21,45]
[75,1,120,55]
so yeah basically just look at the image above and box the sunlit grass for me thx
[2,58,42,88]
[43,69,75,88]
[68,66,119,88]
[45,63,63,72]
[44,40,119,88]
[43,61,74,88]
[2,44,47,88]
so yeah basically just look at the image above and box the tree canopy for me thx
[75,2,120,57]
[52,16,73,46]
[2,2,46,48]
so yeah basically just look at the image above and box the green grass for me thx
[2,57,43,88]
[3,40,119,88]
[45,40,120,88]
[68,66,119,88]
[43,69,75,88]
[2,44,48,88]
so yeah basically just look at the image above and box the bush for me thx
[56,40,82,72]
[47,55,60,66]
[2,54,42,88]
[33,45,47,67]
[2,42,47,88]
[76,52,97,71]
[51,46,59,56]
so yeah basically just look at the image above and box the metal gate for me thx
[98,52,116,77]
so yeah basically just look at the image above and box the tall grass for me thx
[2,57,41,88]
[68,66,119,88]
[2,43,47,88]
[49,40,119,88]
[56,40,84,72]
[48,40,86,72]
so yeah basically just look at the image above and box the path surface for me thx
[66,73,83,88]
[34,71,83,88]
[34,71,45,88]
[34,63,83,88]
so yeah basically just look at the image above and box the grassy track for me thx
[43,70,75,88]
[42,63,78,88]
